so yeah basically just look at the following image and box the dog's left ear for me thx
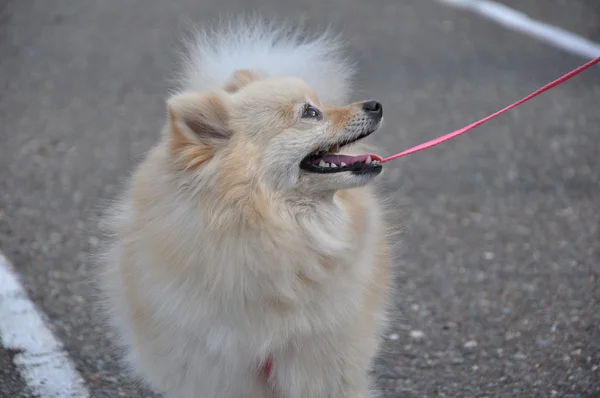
[166,92,232,168]
[167,91,231,147]
[224,69,262,93]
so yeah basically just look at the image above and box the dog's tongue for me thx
[313,154,382,166]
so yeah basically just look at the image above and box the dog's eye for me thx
[301,104,322,120]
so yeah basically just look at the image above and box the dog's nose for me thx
[362,100,383,116]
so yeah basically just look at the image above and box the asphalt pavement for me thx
[1,0,599,397]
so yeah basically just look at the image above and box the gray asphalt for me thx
[0,343,28,398]
[1,0,599,397]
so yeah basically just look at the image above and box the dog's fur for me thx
[98,19,393,398]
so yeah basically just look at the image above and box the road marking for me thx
[438,0,600,60]
[0,252,90,398]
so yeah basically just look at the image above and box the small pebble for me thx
[483,251,495,260]
[443,321,457,330]
[409,330,425,339]
[388,333,399,341]
[464,340,478,349]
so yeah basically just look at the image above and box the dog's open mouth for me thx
[300,131,383,175]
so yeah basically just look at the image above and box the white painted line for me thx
[0,252,90,398]
[438,0,600,60]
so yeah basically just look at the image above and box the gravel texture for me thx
[0,346,29,398]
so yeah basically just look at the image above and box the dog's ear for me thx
[224,69,262,93]
[166,92,231,168]
[167,92,231,146]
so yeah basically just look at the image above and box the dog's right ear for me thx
[224,69,262,93]
[166,92,231,168]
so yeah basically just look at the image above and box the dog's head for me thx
[166,70,383,197]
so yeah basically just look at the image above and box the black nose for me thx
[362,100,383,115]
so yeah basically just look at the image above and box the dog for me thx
[97,18,393,398]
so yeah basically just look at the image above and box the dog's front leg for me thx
[269,333,376,398]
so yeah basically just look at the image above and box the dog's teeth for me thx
[340,162,346,167]
[373,160,380,164]
[365,156,372,164]
[331,163,338,168]
[325,162,331,167]
[319,160,326,167]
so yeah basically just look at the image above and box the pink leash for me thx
[382,56,600,163]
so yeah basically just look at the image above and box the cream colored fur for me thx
[98,17,393,398]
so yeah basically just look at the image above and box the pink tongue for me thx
[313,154,382,166]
